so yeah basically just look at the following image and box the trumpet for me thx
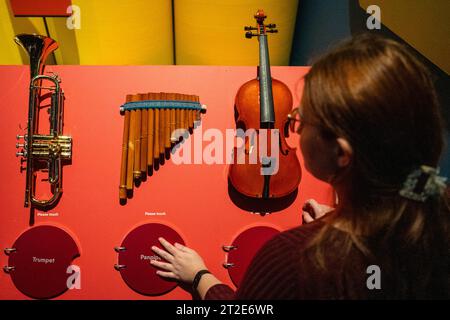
[15,34,72,208]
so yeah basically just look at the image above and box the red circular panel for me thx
[117,223,185,296]
[226,226,280,287]
[6,225,80,299]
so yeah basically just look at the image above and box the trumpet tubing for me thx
[14,34,72,209]
[118,92,206,203]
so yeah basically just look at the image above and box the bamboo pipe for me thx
[181,94,186,134]
[186,94,190,130]
[170,94,176,146]
[175,94,180,143]
[140,93,148,176]
[153,93,160,161]
[195,95,201,121]
[188,95,193,129]
[159,92,165,155]
[165,93,172,149]
[119,95,132,201]
[166,92,174,146]
[126,95,138,191]
[133,96,142,181]
[147,92,155,168]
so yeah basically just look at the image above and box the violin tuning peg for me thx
[266,23,277,28]
[245,32,254,39]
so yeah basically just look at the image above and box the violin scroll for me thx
[244,9,278,38]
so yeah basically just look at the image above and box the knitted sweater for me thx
[205,219,375,300]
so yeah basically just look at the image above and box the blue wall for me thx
[289,0,449,177]
[290,0,351,65]
[442,132,450,177]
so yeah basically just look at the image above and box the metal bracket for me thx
[4,248,16,255]
[3,266,15,273]
[114,264,126,271]
[222,245,237,252]
[222,262,235,269]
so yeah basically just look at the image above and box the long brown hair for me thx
[302,34,449,299]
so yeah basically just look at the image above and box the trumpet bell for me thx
[14,34,58,78]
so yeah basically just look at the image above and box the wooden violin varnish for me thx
[228,10,301,199]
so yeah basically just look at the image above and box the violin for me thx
[228,10,301,199]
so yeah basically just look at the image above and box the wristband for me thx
[192,269,211,290]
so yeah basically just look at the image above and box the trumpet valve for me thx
[48,143,61,156]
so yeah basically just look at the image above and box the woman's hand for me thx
[302,199,334,223]
[150,237,207,284]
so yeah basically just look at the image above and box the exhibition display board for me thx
[0,65,334,299]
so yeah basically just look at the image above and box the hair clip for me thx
[399,165,447,202]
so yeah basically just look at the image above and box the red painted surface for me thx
[225,225,280,287]
[0,66,334,299]
[117,223,184,296]
[5,225,79,299]
[10,0,72,17]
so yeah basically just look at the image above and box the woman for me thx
[150,34,449,299]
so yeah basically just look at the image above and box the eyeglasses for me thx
[287,107,304,134]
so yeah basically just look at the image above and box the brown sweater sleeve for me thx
[205,221,325,300]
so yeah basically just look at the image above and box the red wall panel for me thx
[0,66,334,299]
[10,0,72,17]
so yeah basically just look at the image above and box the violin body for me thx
[228,10,301,200]
[229,77,301,198]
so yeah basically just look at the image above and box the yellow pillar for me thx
[175,0,299,65]
[1,0,174,65]
[67,0,174,65]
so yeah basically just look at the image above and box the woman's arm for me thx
[150,238,231,299]
[151,199,332,299]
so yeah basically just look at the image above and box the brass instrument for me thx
[119,93,206,204]
[15,34,72,208]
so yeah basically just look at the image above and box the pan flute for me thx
[119,92,206,204]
